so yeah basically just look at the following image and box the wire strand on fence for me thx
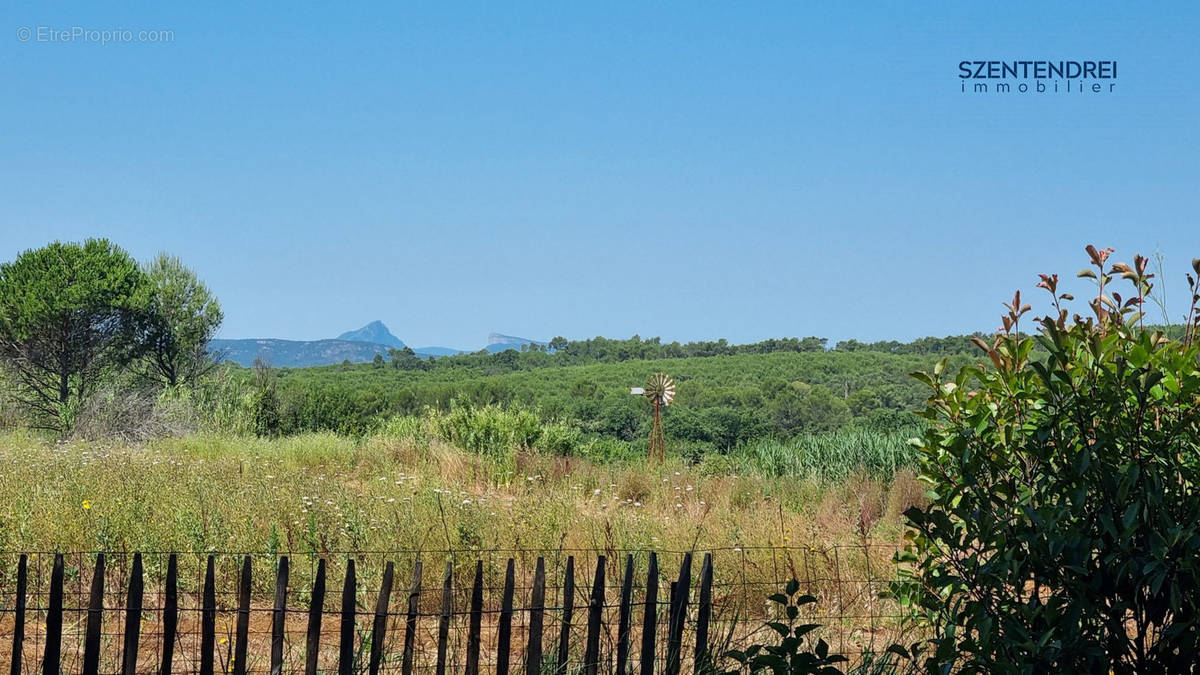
[0,545,907,674]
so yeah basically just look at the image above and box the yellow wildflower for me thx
[82,499,92,510]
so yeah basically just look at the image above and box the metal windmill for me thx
[631,372,675,461]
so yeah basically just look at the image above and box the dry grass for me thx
[0,431,920,588]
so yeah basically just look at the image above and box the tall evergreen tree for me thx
[0,239,148,431]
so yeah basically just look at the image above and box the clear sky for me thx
[3,2,1198,350]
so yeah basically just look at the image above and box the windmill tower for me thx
[631,372,675,461]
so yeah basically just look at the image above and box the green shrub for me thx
[722,579,848,674]
[433,400,541,472]
[533,420,583,456]
[892,250,1200,672]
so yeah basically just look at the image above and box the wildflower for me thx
[82,499,92,510]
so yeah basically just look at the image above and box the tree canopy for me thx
[0,239,148,430]
[140,253,224,386]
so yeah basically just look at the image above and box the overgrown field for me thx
[0,425,924,560]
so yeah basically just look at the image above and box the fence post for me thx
[584,555,606,675]
[639,552,659,675]
[271,556,290,675]
[305,558,327,675]
[161,554,178,675]
[201,555,216,675]
[121,553,145,675]
[10,554,27,675]
[616,555,634,675]
[666,553,692,675]
[667,583,677,669]
[339,560,358,675]
[42,553,64,675]
[401,561,422,675]
[83,553,105,675]
[525,557,546,675]
[496,559,516,675]
[232,556,251,675]
[435,561,453,675]
[465,560,485,675]
[693,554,713,675]
[556,556,575,675]
[368,561,395,675]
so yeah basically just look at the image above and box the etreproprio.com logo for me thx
[959,60,1117,95]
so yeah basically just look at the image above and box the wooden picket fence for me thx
[5,551,718,674]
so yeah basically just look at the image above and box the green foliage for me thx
[532,419,583,455]
[723,579,848,674]
[388,346,430,371]
[375,413,431,444]
[158,366,256,435]
[712,428,921,482]
[224,343,968,455]
[767,383,851,435]
[892,250,1200,673]
[140,253,223,387]
[432,400,541,473]
[835,334,987,355]
[0,239,148,431]
[251,358,281,437]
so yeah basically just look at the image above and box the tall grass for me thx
[0,429,925,558]
[707,427,922,482]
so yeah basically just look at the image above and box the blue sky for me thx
[2,2,1198,349]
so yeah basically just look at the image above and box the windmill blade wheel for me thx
[643,373,674,462]
[643,372,675,407]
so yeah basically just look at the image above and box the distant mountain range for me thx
[209,321,545,368]
[208,338,395,368]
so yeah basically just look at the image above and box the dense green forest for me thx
[233,334,982,451]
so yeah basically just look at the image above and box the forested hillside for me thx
[238,334,983,449]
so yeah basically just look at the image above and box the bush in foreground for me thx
[893,250,1200,672]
